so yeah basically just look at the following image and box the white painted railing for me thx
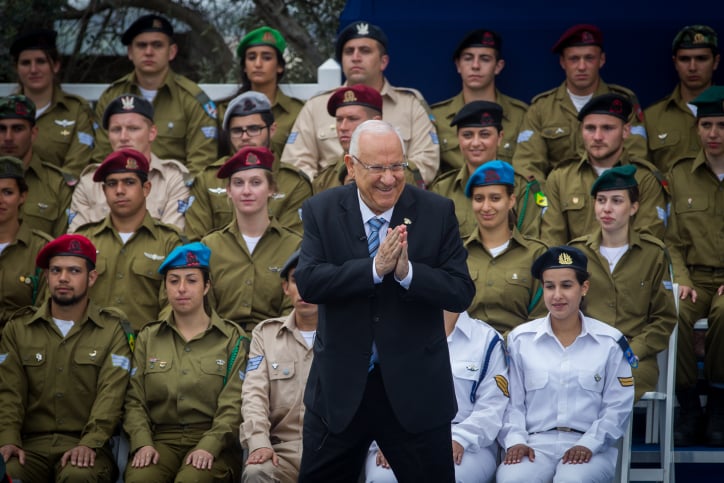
[0,58,342,102]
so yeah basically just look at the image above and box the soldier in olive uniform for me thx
[463,160,548,335]
[665,87,724,446]
[0,156,51,329]
[430,101,545,239]
[0,95,73,237]
[93,14,218,177]
[241,250,317,483]
[431,29,528,172]
[69,94,191,232]
[569,165,676,401]
[186,91,311,240]
[10,29,95,179]
[75,149,184,331]
[281,21,440,184]
[0,234,132,482]
[513,24,648,184]
[541,94,667,246]
[645,25,720,173]
[202,147,301,333]
[217,27,304,160]
[313,84,425,194]
[124,243,247,483]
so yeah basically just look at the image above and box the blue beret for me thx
[531,246,588,280]
[465,160,515,197]
[159,242,211,274]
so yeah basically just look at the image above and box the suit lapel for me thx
[337,184,369,258]
[389,186,417,232]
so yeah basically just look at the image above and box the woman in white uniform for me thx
[496,246,635,483]
[365,310,509,483]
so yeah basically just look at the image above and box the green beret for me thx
[691,86,724,118]
[237,27,286,59]
[0,95,36,125]
[0,156,24,180]
[672,25,718,54]
[531,246,588,280]
[590,164,637,195]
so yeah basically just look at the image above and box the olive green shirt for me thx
[27,85,95,179]
[431,90,528,172]
[513,80,649,182]
[75,212,184,330]
[665,151,724,287]
[569,227,676,360]
[0,299,131,449]
[644,84,700,174]
[464,228,547,334]
[22,153,74,237]
[123,310,247,457]
[0,223,51,327]
[185,157,311,241]
[202,218,301,331]
[541,151,667,246]
[428,164,544,239]
[93,70,218,176]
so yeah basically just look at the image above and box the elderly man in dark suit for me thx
[295,120,475,482]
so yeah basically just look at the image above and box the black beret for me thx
[10,29,57,59]
[102,94,154,129]
[454,29,502,59]
[122,14,174,46]
[280,250,301,279]
[335,21,388,61]
[531,246,588,280]
[577,93,632,122]
[450,100,503,129]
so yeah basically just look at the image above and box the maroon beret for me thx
[552,24,603,54]
[93,148,150,182]
[327,85,383,116]
[217,146,274,178]
[36,234,97,268]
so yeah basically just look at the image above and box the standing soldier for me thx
[666,86,724,446]
[432,29,528,172]
[186,91,311,240]
[281,21,440,184]
[513,24,648,184]
[93,14,218,176]
[69,94,191,232]
[0,234,131,482]
[0,95,73,237]
[645,25,719,173]
[541,93,667,246]
[75,149,183,331]
[10,28,95,179]
[241,250,317,482]
[312,85,424,193]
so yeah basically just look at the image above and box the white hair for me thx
[348,120,406,159]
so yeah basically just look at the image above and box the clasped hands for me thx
[373,224,408,280]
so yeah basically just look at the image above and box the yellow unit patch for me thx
[495,375,510,397]
[618,376,634,387]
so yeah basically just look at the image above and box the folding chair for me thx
[618,283,679,483]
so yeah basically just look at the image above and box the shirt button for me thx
[179,395,185,401]
[116,273,124,279]
[182,369,188,375]
[245,280,252,285]
[242,303,250,308]
[56,392,63,399]
[185,347,191,352]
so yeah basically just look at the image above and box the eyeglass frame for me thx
[350,155,408,174]
[228,124,269,137]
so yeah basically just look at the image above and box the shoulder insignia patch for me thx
[517,130,534,143]
[286,132,298,144]
[78,131,94,148]
[178,196,194,213]
[630,125,647,139]
[203,100,218,120]
[246,355,263,372]
[495,374,510,397]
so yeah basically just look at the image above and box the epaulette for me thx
[670,155,697,170]
[254,317,285,331]
[41,161,77,187]
[101,306,136,350]
[392,86,433,114]
[308,86,338,100]
[152,219,188,243]
[30,228,54,242]
[607,83,638,100]
[430,96,455,110]
[530,86,559,104]
[568,234,589,245]
[279,161,312,183]
[521,234,548,249]
[639,233,667,250]
[428,168,458,189]
[631,158,670,195]
[78,163,100,178]
[499,93,529,111]
[9,305,38,321]
[73,218,105,233]
[174,74,217,120]
[406,161,426,190]
[617,335,639,368]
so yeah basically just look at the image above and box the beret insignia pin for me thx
[558,252,573,265]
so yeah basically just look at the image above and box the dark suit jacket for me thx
[295,183,475,434]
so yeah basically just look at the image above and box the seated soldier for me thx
[241,250,316,482]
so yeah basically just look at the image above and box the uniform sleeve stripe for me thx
[111,354,131,372]
[246,355,263,372]
[618,376,634,387]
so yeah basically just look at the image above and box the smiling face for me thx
[458,126,502,169]
[542,268,589,325]
[345,130,405,214]
[165,267,209,316]
[471,184,515,232]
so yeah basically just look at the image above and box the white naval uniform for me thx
[365,311,509,483]
[496,313,634,483]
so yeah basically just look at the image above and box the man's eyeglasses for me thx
[351,155,408,174]
[229,125,268,137]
